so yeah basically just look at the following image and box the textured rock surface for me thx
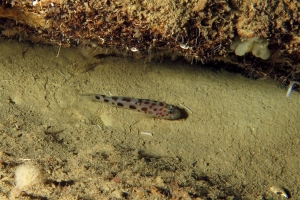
[0,0,299,86]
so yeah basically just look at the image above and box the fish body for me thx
[91,94,183,120]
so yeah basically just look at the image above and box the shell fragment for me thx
[270,186,289,198]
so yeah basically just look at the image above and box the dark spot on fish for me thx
[144,101,150,104]
[159,108,164,111]
[159,102,164,106]
[137,99,143,105]
[95,95,101,100]
[129,105,136,109]
[112,96,118,101]
[104,99,109,102]
[117,102,124,106]
[153,108,157,111]
[122,97,131,102]
[141,107,147,112]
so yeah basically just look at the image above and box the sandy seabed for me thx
[0,39,299,199]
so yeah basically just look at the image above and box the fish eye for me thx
[168,106,174,114]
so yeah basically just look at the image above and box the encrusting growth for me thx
[9,163,44,199]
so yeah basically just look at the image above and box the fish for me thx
[86,94,187,120]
